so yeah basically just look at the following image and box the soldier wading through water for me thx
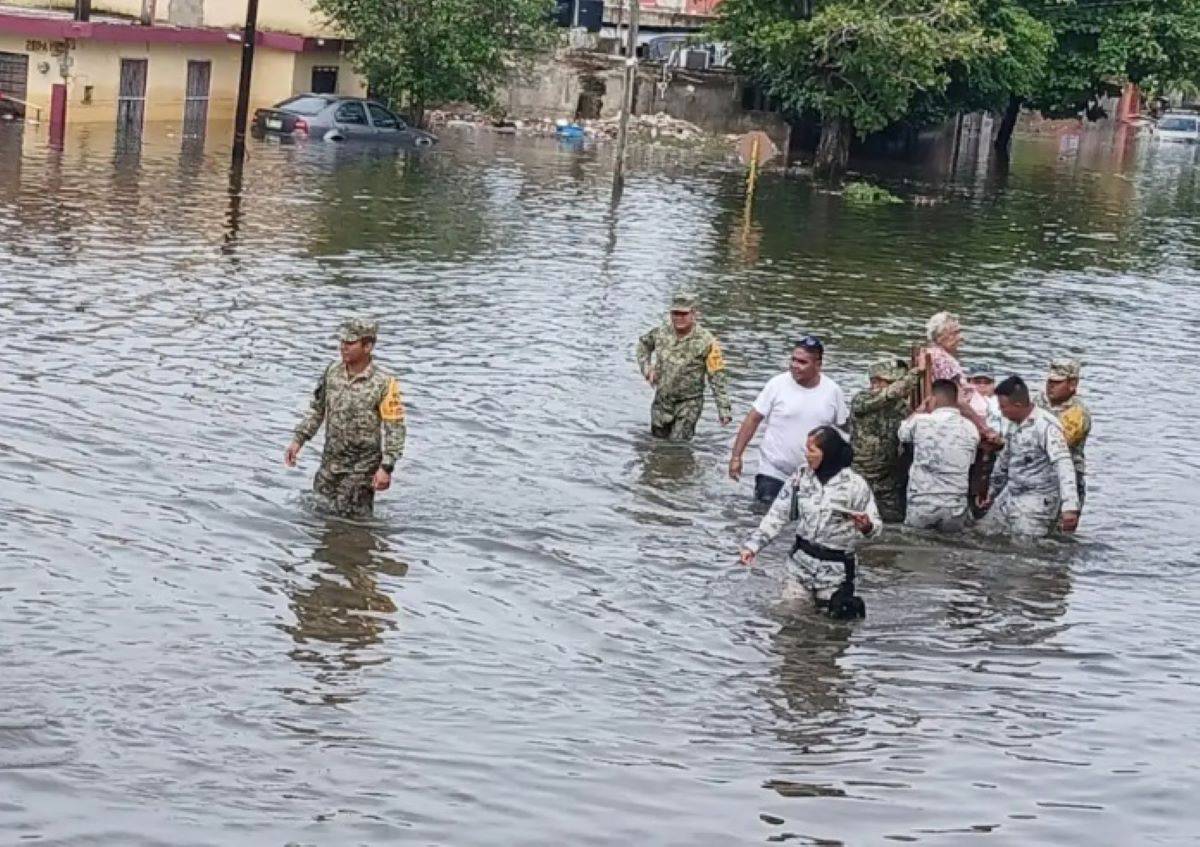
[739,426,881,619]
[976,375,1080,538]
[636,293,732,441]
[850,356,924,523]
[285,318,407,518]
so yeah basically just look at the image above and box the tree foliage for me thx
[313,0,556,125]
[1034,0,1200,118]
[717,0,1200,149]
[714,0,999,136]
[949,1,1054,112]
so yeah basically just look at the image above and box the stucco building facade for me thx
[0,0,364,130]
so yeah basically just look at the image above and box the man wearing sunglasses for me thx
[729,336,849,504]
[636,293,733,441]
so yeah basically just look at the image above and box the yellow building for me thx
[0,0,365,129]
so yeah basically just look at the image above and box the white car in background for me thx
[1155,112,1200,143]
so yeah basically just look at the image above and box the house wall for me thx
[4,0,337,34]
[291,47,364,97]
[5,0,145,19]
[1,32,299,123]
[200,0,335,36]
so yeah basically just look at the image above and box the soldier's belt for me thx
[789,535,855,565]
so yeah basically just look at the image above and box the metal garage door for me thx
[0,51,29,119]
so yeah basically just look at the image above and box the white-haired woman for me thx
[925,311,995,439]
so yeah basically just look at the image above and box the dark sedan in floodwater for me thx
[251,94,437,146]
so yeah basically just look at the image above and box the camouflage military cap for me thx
[868,358,908,382]
[669,293,698,312]
[340,318,379,343]
[1047,357,1081,381]
[967,363,995,381]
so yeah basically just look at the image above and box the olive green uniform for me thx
[636,322,732,441]
[295,360,407,518]
[850,367,921,523]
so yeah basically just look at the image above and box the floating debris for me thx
[844,181,904,206]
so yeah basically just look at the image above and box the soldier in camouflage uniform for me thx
[636,293,732,441]
[850,357,923,522]
[285,318,407,518]
[1035,357,1091,509]
[898,379,980,532]
[977,376,1080,538]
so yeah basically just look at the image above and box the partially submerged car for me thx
[1154,112,1200,143]
[252,95,437,146]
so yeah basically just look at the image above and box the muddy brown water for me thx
[2,122,1199,845]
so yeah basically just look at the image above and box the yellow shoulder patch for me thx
[379,378,406,423]
[1060,406,1086,447]
[706,341,726,374]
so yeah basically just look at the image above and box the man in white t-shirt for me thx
[728,336,850,504]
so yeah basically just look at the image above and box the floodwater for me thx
[2,119,1199,845]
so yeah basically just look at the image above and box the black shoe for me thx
[827,583,866,620]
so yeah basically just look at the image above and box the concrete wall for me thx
[1,32,299,123]
[499,53,790,151]
[501,55,626,121]
[641,0,722,13]
[637,68,780,136]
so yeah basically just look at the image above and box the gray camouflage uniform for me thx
[898,406,980,532]
[976,406,1079,538]
[294,319,407,518]
[744,466,882,600]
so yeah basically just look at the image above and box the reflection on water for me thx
[770,617,853,726]
[2,119,1200,844]
[278,519,406,706]
[284,521,404,652]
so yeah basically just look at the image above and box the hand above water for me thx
[284,440,302,467]
[728,456,743,481]
[739,548,756,566]
[373,468,392,492]
[1060,510,1079,534]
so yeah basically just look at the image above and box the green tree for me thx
[909,0,1053,155]
[993,0,1200,155]
[714,0,997,177]
[314,0,556,128]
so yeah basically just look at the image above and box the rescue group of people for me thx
[285,301,1091,621]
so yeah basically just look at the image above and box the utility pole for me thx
[612,0,639,198]
[230,0,260,169]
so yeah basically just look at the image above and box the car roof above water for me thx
[277,94,376,114]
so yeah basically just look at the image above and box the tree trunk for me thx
[813,115,852,180]
[993,95,1022,160]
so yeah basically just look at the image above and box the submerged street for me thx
[2,122,1199,844]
